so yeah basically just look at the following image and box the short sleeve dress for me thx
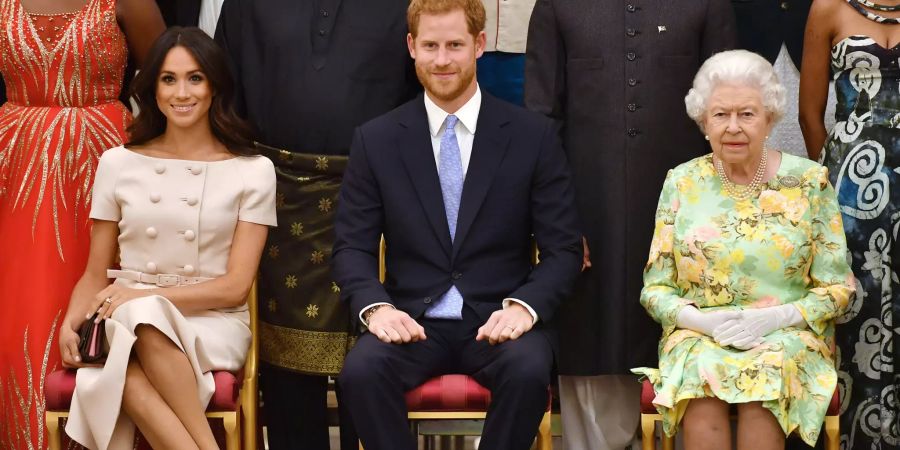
[65,146,277,450]
[632,153,855,445]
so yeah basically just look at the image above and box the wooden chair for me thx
[358,238,552,449]
[639,378,840,450]
[45,282,259,450]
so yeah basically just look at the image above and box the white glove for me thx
[713,304,807,349]
[676,306,741,337]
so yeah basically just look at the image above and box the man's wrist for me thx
[362,303,395,326]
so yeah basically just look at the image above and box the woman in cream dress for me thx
[57,27,275,450]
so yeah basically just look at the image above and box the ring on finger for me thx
[103,297,112,304]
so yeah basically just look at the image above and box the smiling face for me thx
[703,83,774,166]
[155,46,212,131]
[407,9,485,112]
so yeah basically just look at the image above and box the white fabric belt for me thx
[107,269,213,287]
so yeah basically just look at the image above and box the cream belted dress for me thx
[65,146,277,450]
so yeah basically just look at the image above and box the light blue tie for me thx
[425,115,464,320]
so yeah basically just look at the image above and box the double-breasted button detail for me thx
[189,165,203,175]
[184,230,196,241]
[186,196,199,206]
[149,192,161,203]
[146,227,158,238]
[628,78,638,87]
[183,265,195,275]
[627,103,638,112]
[626,28,636,37]
[626,52,636,61]
[424,297,432,304]
[627,128,639,137]
[626,3,636,12]
[146,262,157,273]
[154,163,166,174]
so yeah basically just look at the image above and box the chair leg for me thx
[661,431,675,450]
[242,378,258,450]
[536,411,552,450]
[824,415,839,450]
[223,412,240,450]
[46,412,62,450]
[640,414,656,450]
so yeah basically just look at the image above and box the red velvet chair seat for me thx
[45,368,243,412]
[405,374,492,412]
[640,379,840,415]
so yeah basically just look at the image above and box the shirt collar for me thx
[424,84,481,137]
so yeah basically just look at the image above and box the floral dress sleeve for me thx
[641,169,690,337]
[791,166,855,335]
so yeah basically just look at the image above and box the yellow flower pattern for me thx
[632,154,855,446]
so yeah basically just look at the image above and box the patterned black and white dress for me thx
[823,34,900,450]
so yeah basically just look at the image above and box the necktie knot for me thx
[444,115,459,136]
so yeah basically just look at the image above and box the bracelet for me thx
[363,304,394,324]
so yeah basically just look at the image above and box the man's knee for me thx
[495,338,552,389]
[338,337,393,389]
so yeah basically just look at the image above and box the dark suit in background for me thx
[215,1,420,448]
[155,0,201,26]
[525,1,737,447]
[731,0,810,65]
[334,92,582,450]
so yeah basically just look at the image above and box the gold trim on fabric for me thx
[259,322,354,375]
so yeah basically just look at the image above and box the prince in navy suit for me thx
[333,0,581,448]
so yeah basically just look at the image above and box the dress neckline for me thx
[832,34,900,51]
[17,0,95,54]
[120,146,240,164]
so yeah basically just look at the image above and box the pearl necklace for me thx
[714,147,768,201]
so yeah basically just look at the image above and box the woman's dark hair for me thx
[126,27,257,156]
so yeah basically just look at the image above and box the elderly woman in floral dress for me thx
[633,49,855,449]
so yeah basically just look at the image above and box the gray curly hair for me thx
[684,50,786,131]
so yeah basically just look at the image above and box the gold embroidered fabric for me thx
[254,144,354,376]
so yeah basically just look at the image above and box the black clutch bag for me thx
[78,312,107,363]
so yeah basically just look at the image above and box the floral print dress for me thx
[632,153,855,445]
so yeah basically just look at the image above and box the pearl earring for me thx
[704,135,710,141]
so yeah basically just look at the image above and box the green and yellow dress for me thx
[632,153,855,445]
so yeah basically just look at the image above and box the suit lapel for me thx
[398,98,453,257]
[452,95,511,260]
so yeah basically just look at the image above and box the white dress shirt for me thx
[360,85,538,327]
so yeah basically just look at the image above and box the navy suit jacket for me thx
[333,92,582,326]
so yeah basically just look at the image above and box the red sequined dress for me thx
[0,0,130,447]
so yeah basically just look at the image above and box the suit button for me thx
[183,264,195,275]
[626,3,636,12]
[628,78,638,87]
[149,192,161,203]
[184,230,196,241]
[154,163,166,174]
[626,52,636,61]
[189,166,203,175]
[424,297,432,304]
[780,1,789,10]
[627,128,639,137]
[452,272,462,280]
[318,29,326,37]
[627,103,637,112]
[146,262,157,273]
[321,9,328,17]
[626,28,636,37]
[146,227,158,238]
[186,196,198,206]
